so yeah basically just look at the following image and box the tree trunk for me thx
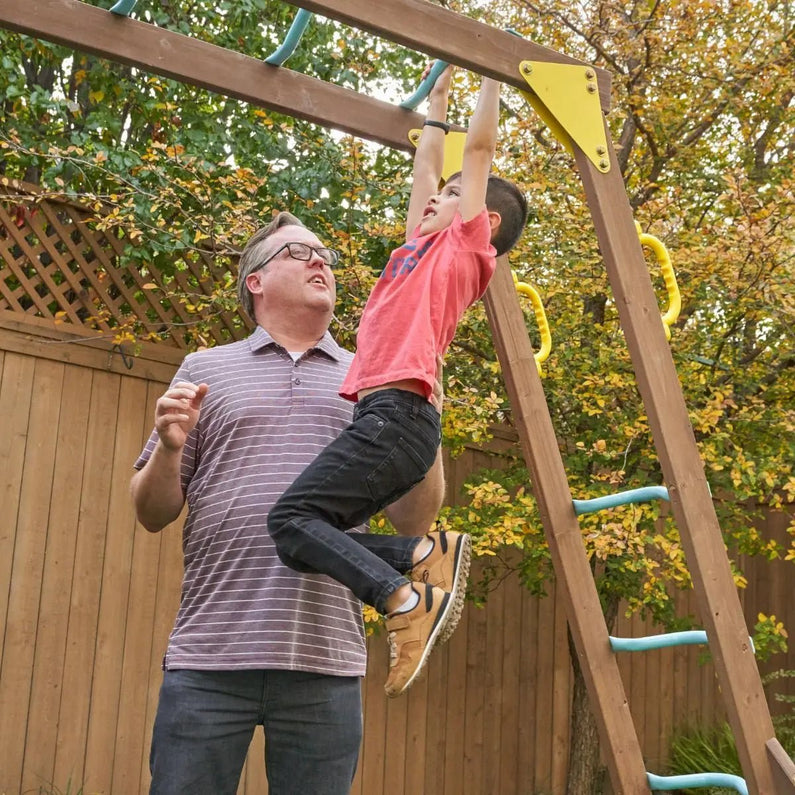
[565,593,620,795]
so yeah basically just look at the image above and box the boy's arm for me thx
[458,77,500,222]
[405,65,453,238]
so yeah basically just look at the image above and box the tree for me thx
[1,1,793,791]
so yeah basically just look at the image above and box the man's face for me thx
[247,225,337,318]
[418,178,462,236]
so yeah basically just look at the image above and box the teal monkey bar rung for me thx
[399,59,449,110]
[647,771,748,794]
[264,9,313,66]
[609,631,707,652]
[109,0,137,16]
[572,485,669,515]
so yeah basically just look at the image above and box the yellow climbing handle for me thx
[635,222,681,341]
[512,272,552,373]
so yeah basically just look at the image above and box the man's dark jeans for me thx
[150,669,362,795]
[268,389,441,614]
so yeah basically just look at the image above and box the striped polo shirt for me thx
[134,326,367,675]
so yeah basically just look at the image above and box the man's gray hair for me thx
[237,211,306,319]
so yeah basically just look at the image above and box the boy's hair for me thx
[447,172,529,256]
[237,211,305,318]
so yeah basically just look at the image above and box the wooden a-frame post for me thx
[1,0,793,791]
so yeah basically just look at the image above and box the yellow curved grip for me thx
[512,271,552,373]
[635,221,681,341]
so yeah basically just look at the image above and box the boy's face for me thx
[418,178,461,236]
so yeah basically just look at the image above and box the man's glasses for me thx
[252,241,340,273]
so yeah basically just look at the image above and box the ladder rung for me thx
[610,632,755,654]
[572,485,669,515]
[647,771,748,794]
[610,631,707,652]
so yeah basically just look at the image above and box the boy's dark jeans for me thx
[267,388,441,614]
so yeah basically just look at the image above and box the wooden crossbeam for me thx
[293,0,612,111]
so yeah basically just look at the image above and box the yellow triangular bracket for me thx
[518,61,610,173]
[408,129,468,182]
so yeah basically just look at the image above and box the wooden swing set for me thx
[1,0,793,791]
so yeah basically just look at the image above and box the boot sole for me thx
[390,588,453,697]
[436,533,471,645]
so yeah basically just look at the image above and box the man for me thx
[130,211,445,795]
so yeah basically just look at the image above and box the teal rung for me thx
[264,9,313,66]
[109,0,138,16]
[610,631,707,652]
[399,59,450,110]
[611,631,756,655]
[647,771,748,794]
[572,485,669,515]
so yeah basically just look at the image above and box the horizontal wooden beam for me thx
[0,312,182,383]
[0,0,425,152]
[294,0,612,112]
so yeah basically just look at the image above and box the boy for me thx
[267,66,528,697]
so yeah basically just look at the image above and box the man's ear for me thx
[487,210,502,236]
[246,271,264,297]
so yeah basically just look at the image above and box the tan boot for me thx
[383,584,452,697]
[410,530,470,644]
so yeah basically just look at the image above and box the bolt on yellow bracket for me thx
[635,222,681,340]
[408,129,468,182]
[518,60,610,173]
[512,271,552,373]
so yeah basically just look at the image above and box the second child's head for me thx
[419,173,528,256]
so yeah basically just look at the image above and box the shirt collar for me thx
[247,325,345,362]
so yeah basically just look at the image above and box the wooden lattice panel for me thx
[0,180,251,348]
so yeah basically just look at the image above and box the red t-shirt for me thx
[340,209,496,401]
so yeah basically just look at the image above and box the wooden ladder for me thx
[482,134,795,793]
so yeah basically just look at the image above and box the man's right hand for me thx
[155,381,208,451]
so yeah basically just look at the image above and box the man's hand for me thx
[154,381,208,451]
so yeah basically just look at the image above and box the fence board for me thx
[483,576,506,794]
[463,592,488,795]
[551,591,573,791]
[358,642,388,795]
[0,358,63,794]
[85,375,150,792]
[499,573,522,792]
[404,658,430,795]
[383,667,409,795]
[517,585,539,793]
[0,352,35,671]
[53,370,120,789]
[443,600,469,795]
[423,640,449,795]
[534,591,556,792]
[21,366,90,792]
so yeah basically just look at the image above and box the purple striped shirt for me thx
[134,326,366,675]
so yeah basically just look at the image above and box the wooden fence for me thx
[1,183,792,794]
[1,324,793,795]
